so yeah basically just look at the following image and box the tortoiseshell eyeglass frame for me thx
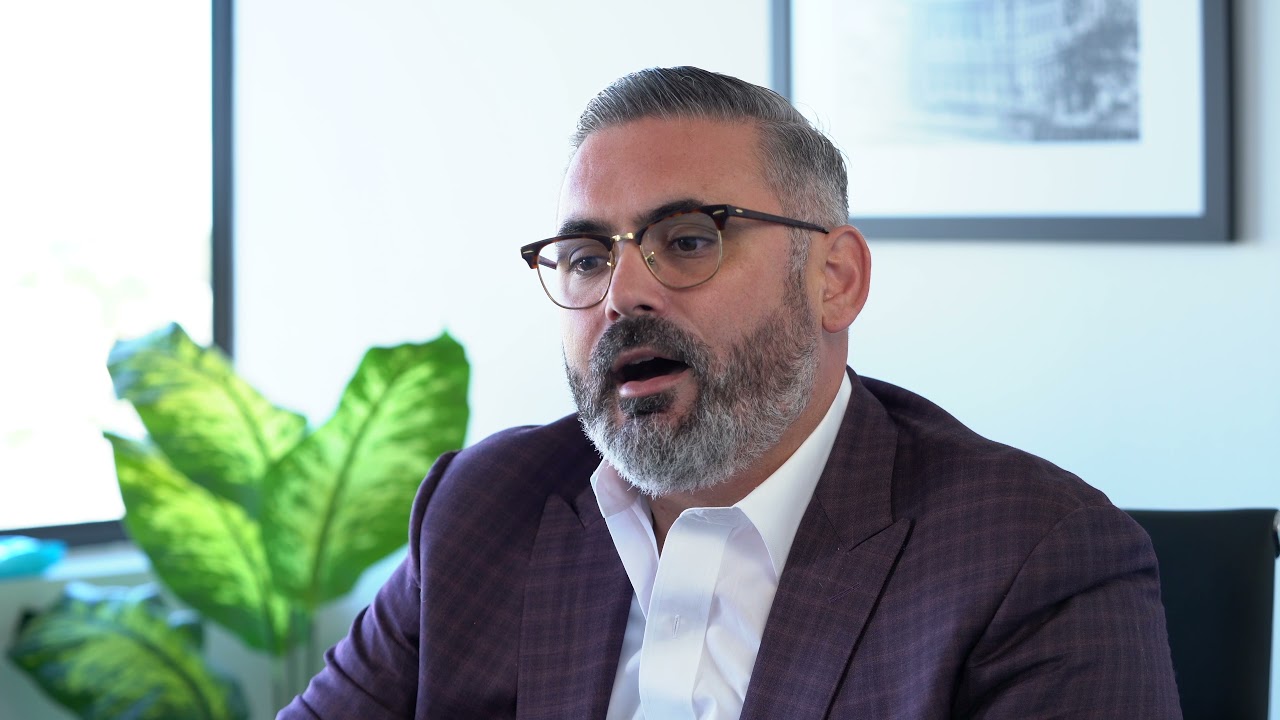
[519,204,830,309]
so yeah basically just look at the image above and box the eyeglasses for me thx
[519,204,829,309]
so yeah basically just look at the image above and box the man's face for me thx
[556,117,824,496]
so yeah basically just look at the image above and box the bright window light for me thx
[0,2,212,530]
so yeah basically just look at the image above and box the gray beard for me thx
[566,288,818,497]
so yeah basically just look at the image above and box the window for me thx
[0,1,230,542]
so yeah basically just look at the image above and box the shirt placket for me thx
[638,507,744,719]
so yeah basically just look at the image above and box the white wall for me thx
[233,0,773,439]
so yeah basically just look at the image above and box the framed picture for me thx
[774,0,1233,241]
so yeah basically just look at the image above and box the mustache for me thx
[588,316,709,379]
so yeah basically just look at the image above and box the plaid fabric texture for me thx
[279,372,1180,719]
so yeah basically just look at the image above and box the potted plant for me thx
[8,324,469,719]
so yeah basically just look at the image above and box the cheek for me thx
[702,267,792,334]
[560,314,597,369]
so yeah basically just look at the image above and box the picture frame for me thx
[773,0,1233,241]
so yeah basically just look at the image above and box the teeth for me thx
[627,356,655,366]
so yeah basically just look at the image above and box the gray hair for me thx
[571,66,848,230]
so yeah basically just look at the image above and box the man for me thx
[281,67,1180,719]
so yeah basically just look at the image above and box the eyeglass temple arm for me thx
[729,206,830,234]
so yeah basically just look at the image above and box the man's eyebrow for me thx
[556,197,706,237]
[556,217,609,236]
[637,198,705,229]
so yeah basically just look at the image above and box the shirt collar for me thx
[592,454,643,519]
[736,373,851,573]
[590,374,852,574]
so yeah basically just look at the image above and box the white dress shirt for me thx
[591,375,852,720]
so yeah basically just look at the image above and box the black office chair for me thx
[1124,508,1280,720]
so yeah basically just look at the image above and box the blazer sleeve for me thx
[276,451,457,720]
[954,504,1182,719]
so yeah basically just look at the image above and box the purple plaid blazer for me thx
[279,372,1181,719]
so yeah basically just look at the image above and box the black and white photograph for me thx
[851,0,1141,144]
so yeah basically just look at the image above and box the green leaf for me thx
[7,583,249,720]
[107,433,299,654]
[263,333,469,607]
[108,323,308,513]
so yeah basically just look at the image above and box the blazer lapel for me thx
[741,371,910,720]
[517,483,632,720]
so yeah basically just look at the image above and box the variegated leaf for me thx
[108,323,307,513]
[107,433,300,654]
[262,333,468,608]
[7,583,248,720]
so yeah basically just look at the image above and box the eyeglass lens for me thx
[535,210,724,308]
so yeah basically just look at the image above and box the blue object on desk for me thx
[0,535,67,579]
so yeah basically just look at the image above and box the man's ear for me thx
[818,224,871,333]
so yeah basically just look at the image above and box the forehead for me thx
[557,117,774,228]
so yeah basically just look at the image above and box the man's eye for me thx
[568,252,608,275]
[666,233,717,256]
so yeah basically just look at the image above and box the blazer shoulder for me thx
[416,413,599,529]
[454,413,596,485]
[860,376,1113,534]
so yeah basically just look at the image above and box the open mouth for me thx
[617,356,689,384]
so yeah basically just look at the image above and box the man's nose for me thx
[604,239,664,320]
